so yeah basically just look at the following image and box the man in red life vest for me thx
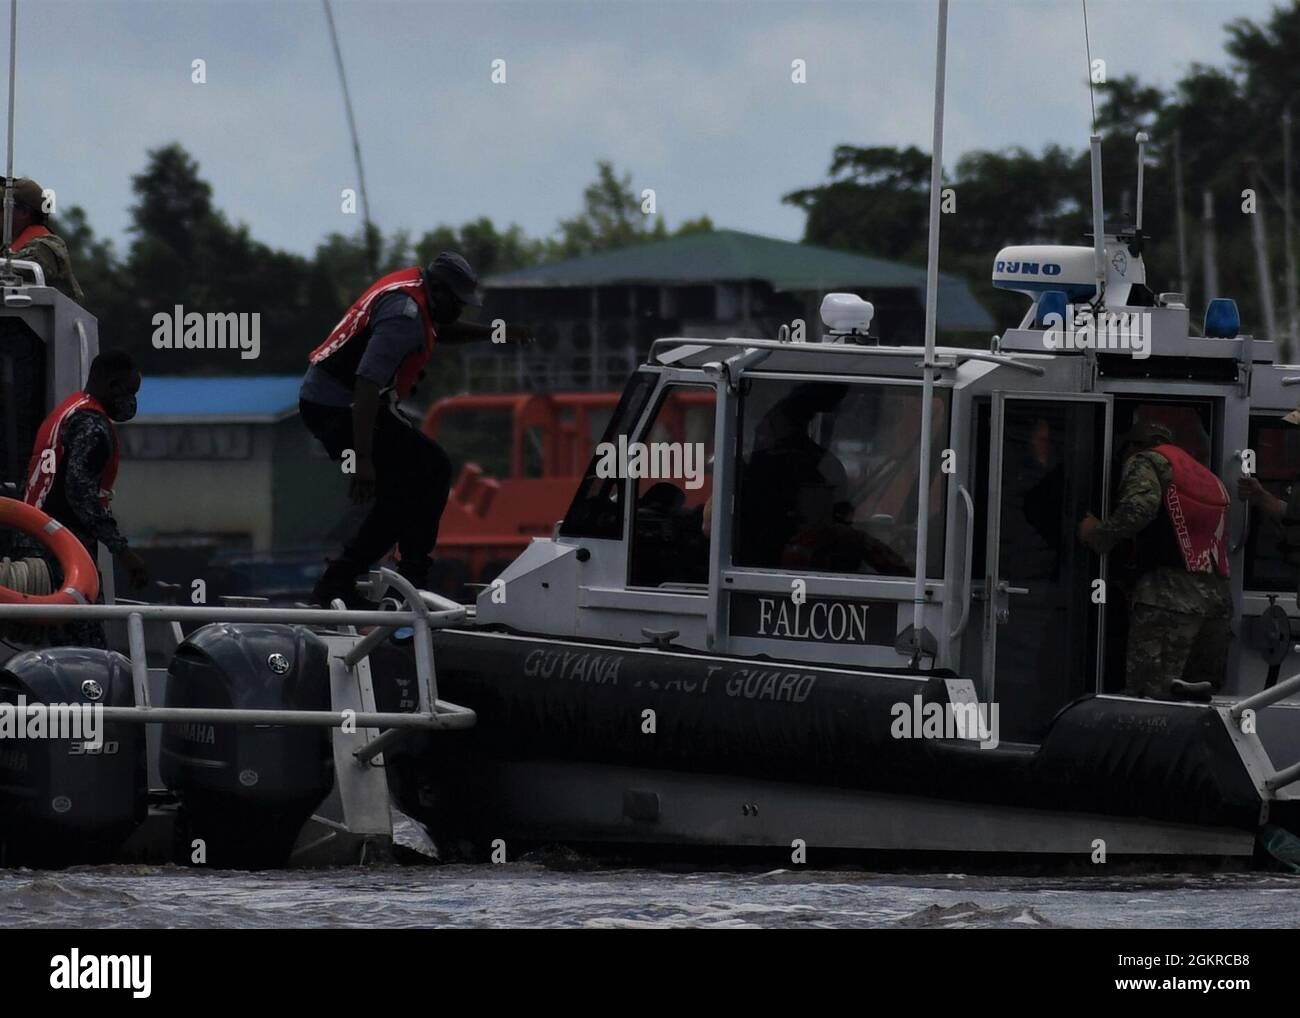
[2,176,84,302]
[1077,420,1231,700]
[300,252,531,607]
[23,350,150,647]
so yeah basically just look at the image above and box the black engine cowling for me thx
[0,647,146,866]
[161,623,333,869]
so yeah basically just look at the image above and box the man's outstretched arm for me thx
[437,320,532,345]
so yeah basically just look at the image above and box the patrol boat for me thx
[379,153,1300,860]
[6,5,1300,869]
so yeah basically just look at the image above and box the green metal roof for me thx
[485,229,993,331]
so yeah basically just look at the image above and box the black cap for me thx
[426,251,482,307]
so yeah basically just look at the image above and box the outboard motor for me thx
[162,624,333,869]
[0,647,146,866]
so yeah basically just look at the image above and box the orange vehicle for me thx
[422,389,714,593]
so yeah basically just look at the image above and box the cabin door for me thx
[982,394,1111,742]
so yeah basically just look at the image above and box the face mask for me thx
[108,394,137,422]
[433,297,463,325]
[426,282,464,324]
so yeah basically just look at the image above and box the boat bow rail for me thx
[0,567,475,733]
[0,568,476,852]
[1229,662,1300,793]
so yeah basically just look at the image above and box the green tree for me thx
[552,160,662,259]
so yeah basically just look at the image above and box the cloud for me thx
[9,0,1274,257]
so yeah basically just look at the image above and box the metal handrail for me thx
[74,318,89,387]
[0,567,474,732]
[0,602,460,627]
[1226,664,1300,791]
[648,336,1048,376]
[1231,668,1300,721]
[0,256,44,287]
[947,484,976,640]
[92,704,475,731]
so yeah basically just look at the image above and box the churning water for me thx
[2,863,1298,929]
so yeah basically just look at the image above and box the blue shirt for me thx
[299,291,427,407]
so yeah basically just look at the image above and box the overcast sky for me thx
[19,0,1279,257]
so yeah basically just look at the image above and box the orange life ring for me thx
[0,496,99,605]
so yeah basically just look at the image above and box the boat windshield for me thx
[559,370,658,540]
[733,378,947,577]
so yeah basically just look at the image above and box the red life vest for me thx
[24,392,120,510]
[8,223,49,252]
[1152,443,1229,577]
[308,266,438,399]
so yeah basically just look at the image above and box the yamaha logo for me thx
[1112,249,1128,275]
[267,653,290,675]
[80,678,103,701]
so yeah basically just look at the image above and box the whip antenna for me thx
[323,0,377,276]
[2,0,16,279]
[1082,0,1097,134]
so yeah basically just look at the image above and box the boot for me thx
[1170,679,1214,703]
[311,558,374,610]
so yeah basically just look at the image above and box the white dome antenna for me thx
[820,293,875,339]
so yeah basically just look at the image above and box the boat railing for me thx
[1230,663,1300,791]
[0,566,476,737]
[0,256,44,303]
[647,336,1048,376]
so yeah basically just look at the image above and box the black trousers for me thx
[299,399,453,584]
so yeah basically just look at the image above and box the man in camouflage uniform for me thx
[2,176,84,302]
[1078,421,1232,699]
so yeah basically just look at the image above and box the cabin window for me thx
[1244,414,1300,592]
[732,378,948,577]
[625,385,717,588]
[559,370,657,540]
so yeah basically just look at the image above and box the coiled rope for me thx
[0,555,52,595]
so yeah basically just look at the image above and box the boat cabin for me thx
[478,231,1299,744]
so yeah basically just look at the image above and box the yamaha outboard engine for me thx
[162,624,333,869]
[0,647,146,866]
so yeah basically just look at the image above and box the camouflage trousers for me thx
[1125,603,1229,699]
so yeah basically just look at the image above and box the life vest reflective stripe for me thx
[1152,443,1230,577]
[8,223,49,252]
[23,392,120,510]
[308,266,438,399]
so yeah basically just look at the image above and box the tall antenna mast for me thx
[322,0,377,276]
[1083,0,1105,305]
[909,0,948,663]
[1174,127,1189,301]
[2,0,16,280]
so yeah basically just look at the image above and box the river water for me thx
[2,862,1297,929]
